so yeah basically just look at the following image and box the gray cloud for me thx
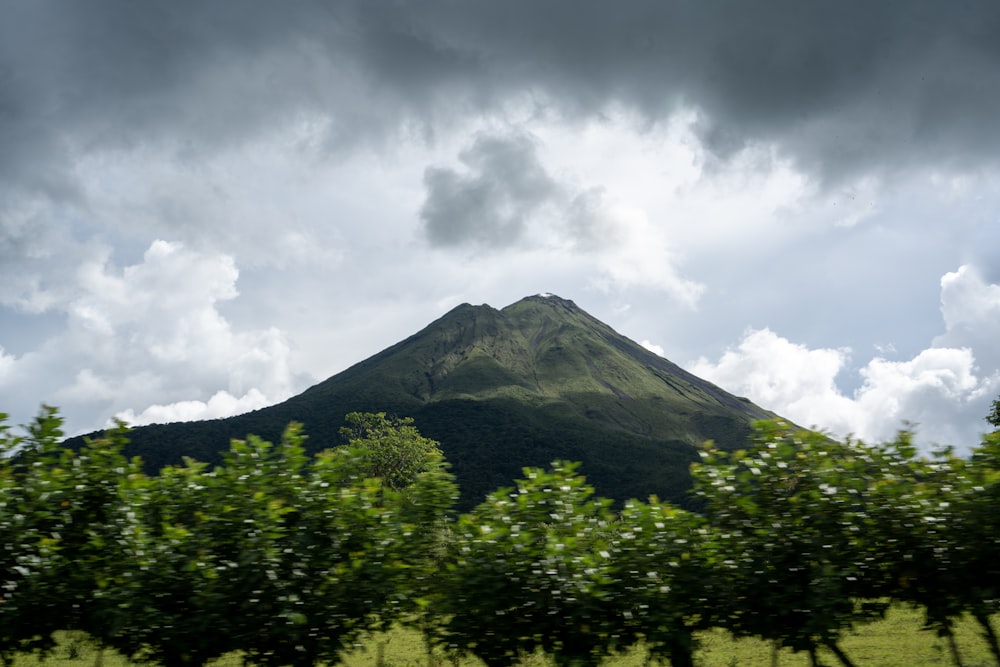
[3,0,1000,207]
[404,1,1000,183]
[3,0,1000,441]
[564,188,620,252]
[420,132,558,248]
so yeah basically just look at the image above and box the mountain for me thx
[79,295,783,509]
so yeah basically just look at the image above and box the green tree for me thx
[0,409,454,667]
[0,408,144,666]
[235,424,456,667]
[433,462,623,667]
[110,419,455,667]
[0,410,61,665]
[337,411,456,587]
[863,428,1000,667]
[0,407,64,664]
[987,396,1000,432]
[613,499,715,667]
[959,430,1000,666]
[862,432,979,666]
[692,421,888,667]
[110,456,241,667]
[339,412,443,490]
[335,412,458,660]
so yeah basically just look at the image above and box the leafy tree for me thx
[106,420,454,667]
[339,412,444,490]
[867,428,1000,667]
[227,429,397,667]
[959,430,1000,666]
[433,462,624,667]
[692,421,887,667]
[1,409,454,667]
[987,396,1000,432]
[335,411,458,660]
[46,422,146,655]
[108,455,241,667]
[613,499,715,667]
[0,410,57,665]
[337,411,457,599]
[861,433,977,666]
[0,408,144,666]
[0,408,61,664]
[234,423,456,667]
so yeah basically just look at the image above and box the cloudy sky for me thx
[2,1,999,452]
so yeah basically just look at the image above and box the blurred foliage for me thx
[1,408,456,667]
[431,462,622,667]
[7,406,1000,667]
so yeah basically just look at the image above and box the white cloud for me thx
[935,265,1000,370]
[940,265,1000,326]
[689,267,1000,451]
[55,369,116,404]
[73,126,353,271]
[641,340,665,357]
[114,389,272,427]
[688,328,858,435]
[1,240,302,434]
[851,348,994,448]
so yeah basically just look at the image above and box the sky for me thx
[2,1,999,452]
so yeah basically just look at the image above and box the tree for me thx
[864,432,976,666]
[339,412,443,490]
[0,408,455,667]
[869,428,1000,667]
[987,396,1000,432]
[109,455,242,667]
[336,411,458,657]
[233,423,456,667]
[432,462,624,667]
[613,499,715,667]
[692,421,888,667]
[111,420,456,667]
[958,430,1000,666]
[0,407,65,665]
[0,408,145,666]
[0,409,62,665]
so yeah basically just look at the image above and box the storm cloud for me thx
[2,1,1000,449]
[4,1,1000,191]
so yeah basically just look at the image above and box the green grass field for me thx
[15,606,999,667]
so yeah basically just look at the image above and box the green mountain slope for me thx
[77,295,783,509]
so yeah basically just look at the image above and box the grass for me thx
[13,606,1000,667]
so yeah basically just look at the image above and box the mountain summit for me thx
[99,295,782,507]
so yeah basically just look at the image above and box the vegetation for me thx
[1,408,456,667]
[988,396,1000,432]
[692,426,884,666]
[432,462,622,667]
[5,395,1000,666]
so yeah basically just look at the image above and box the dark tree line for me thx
[3,403,1000,667]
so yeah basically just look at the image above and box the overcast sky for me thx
[2,1,999,452]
